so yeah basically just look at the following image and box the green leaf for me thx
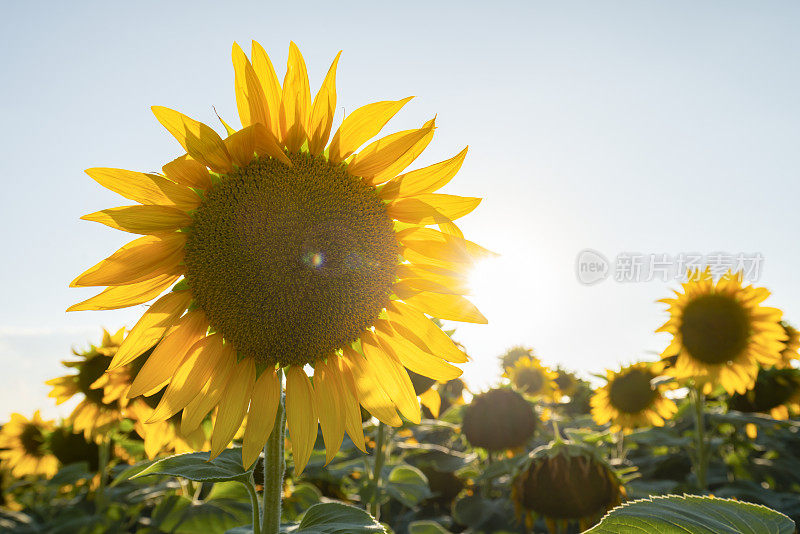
[408,521,453,534]
[132,448,254,483]
[583,494,796,534]
[384,465,431,508]
[295,502,386,533]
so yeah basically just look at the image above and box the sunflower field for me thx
[2,34,800,534]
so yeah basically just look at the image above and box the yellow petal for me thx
[379,147,468,200]
[308,52,341,155]
[210,359,256,459]
[67,273,180,312]
[342,347,401,426]
[374,322,462,381]
[70,234,186,287]
[232,42,270,128]
[151,106,232,173]
[396,264,470,295]
[81,205,192,235]
[127,310,209,398]
[285,366,317,475]
[251,41,282,136]
[397,227,494,265]
[313,360,344,464]
[253,122,292,166]
[366,118,436,186]
[148,334,227,422]
[361,332,420,424]
[386,301,469,363]
[181,350,236,433]
[402,292,486,324]
[386,194,481,225]
[242,368,280,469]
[224,125,256,168]
[162,156,212,190]
[331,357,366,452]
[328,97,414,164]
[348,122,435,183]
[279,42,311,152]
[85,167,200,210]
[419,389,441,419]
[110,289,192,370]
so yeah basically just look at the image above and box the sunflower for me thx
[591,362,677,433]
[512,441,625,533]
[553,367,579,399]
[0,411,59,478]
[500,345,535,371]
[505,355,557,399]
[728,366,800,422]
[461,388,537,452]
[657,268,786,395]
[68,41,487,473]
[46,328,127,439]
[776,321,800,368]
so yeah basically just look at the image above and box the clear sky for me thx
[2,1,799,421]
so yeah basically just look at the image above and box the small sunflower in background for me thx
[69,41,487,473]
[552,366,580,399]
[46,328,127,440]
[499,345,535,371]
[48,424,100,471]
[462,388,537,452]
[728,366,800,438]
[512,440,625,533]
[776,321,800,368]
[657,268,786,394]
[0,411,59,478]
[505,355,557,399]
[591,362,677,432]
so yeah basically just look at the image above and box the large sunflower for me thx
[657,268,785,394]
[591,362,677,432]
[68,41,487,473]
[0,411,59,478]
[46,328,127,439]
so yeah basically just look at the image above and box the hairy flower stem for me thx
[245,477,262,534]
[691,386,708,491]
[369,422,387,519]
[262,370,286,534]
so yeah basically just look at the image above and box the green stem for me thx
[482,451,494,499]
[691,386,708,491]
[95,435,111,513]
[368,422,387,519]
[245,476,262,534]
[261,369,286,534]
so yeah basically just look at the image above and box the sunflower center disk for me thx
[679,294,750,365]
[184,153,399,367]
[515,368,545,394]
[19,424,45,456]
[608,369,657,414]
[78,355,113,406]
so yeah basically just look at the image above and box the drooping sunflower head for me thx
[0,411,59,479]
[505,356,557,399]
[45,328,127,439]
[69,41,488,472]
[590,362,677,433]
[553,367,580,399]
[48,425,100,471]
[657,268,786,394]
[777,321,800,368]
[728,366,800,421]
[511,441,625,533]
[461,388,537,451]
[500,345,535,371]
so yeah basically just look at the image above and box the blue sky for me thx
[2,1,799,421]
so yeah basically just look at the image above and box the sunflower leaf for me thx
[293,502,385,533]
[132,448,254,483]
[583,494,795,533]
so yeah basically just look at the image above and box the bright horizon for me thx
[2,1,799,421]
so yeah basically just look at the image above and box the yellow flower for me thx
[69,41,487,473]
[657,268,785,394]
[591,362,677,432]
[729,366,800,422]
[46,328,127,439]
[776,321,800,368]
[499,345,535,371]
[504,355,557,399]
[0,411,59,478]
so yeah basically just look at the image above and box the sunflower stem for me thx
[368,422,387,519]
[261,369,285,534]
[95,435,111,513]
[690,386,708,491]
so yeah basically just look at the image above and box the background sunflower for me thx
[0,411,58,479]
